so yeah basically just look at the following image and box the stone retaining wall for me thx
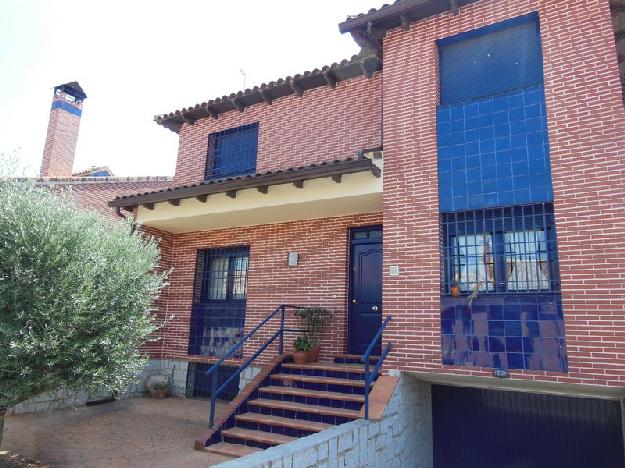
[216,372,433,468]
[7,358,189,415]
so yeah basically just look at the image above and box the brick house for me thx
[41,0,625,465]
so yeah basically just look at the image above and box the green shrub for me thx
[293,336,311,352]
[0,178,168,414]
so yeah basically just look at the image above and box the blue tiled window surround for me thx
[439,205,566,372]
[205,123,259,179]
[437,86,553,213]
[437,13,552,213]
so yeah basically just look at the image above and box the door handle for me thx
[371,305,379,311]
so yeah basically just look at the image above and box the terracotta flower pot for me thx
[150,388,168,399]
[451,286,461,297]
[293,350,309,365]
[307,344,321,362]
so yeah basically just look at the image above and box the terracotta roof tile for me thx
[154,55,381,133]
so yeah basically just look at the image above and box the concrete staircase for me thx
[203,354,379,458]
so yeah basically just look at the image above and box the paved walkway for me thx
[1,398,234,467]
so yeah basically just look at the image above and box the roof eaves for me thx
[154,55,382,134]
[109,153,382,208]
[338,0,479,34]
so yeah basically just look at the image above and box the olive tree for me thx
[0,177,167,445]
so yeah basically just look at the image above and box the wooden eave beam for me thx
[203,105,218,119]
[449,0,460,15]
[331,174,342,183]
[257,185,269,194]
[289,78,304,97]
[259,89,273,105]
[182,114,196,125]
[230,97,245,112]
[399,14,410,31]
[293,180,304,189]
[323,70,337,89]
[371,165,382,178]
[196,194,208,203]
[226,190,237,199]
[142,203,155,210]
[168,199,180,206]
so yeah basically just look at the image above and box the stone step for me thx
[205,442,262,458]
[248,398,361,419]
[282,361,366,373]
[258,385,366,403]
[271,373,366,387]
[222,427,297,446]
[235,412,334,432]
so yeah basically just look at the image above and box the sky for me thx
[0,0,383,177]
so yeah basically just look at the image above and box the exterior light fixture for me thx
[287,252,299,267]
[493,368,510,379]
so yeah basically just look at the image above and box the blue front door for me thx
[348,226,383,355]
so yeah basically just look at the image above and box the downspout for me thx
[115,206,138,235]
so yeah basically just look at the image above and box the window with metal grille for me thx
[188,246,249,357]
[205,123,258,179]
[442,203,560,294]
[438,12,543,106]
[194,247,249,303]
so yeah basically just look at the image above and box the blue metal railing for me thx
[361,315,392,420]
[205,304,307,428]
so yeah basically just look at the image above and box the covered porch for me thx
[109,152,385,387]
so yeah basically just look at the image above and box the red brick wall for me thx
[40,97,83,178]
[140,226,175,358]
[152,213,381,363]
[382,0,625,386]
[173,74,382,184]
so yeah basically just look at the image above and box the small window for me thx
[205,123,258,179]
[438,13,543,105]
[442,203,559,294]
[193,247,250,303]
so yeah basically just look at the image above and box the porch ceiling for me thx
[136,161,382,233]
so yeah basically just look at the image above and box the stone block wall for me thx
[7,358,190,415]
[216,373,433,468]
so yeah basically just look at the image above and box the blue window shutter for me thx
[439,13,544,106]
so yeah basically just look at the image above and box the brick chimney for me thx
[39,82,87,178]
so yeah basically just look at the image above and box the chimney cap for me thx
[54,81,87,101]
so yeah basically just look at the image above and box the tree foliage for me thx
[0,178,167,410]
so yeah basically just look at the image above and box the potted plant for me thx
[293,336,311,364]
[295,307,331,362]
[145,375,170,399]
[450,281,461,298]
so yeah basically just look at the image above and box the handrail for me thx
[205,304,308,428]
[362,315,392,420]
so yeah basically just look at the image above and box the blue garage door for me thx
[433,385,625,468]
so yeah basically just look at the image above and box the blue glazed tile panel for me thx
[438,86,553,212]
[441,293,567,372]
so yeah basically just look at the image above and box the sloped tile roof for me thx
[339,0,479,34]
[154,55,381,133]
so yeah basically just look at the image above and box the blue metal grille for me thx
[205,123,258,179]
[442,203,560,294]
[188,246,249,356]
[438,13,543,106]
